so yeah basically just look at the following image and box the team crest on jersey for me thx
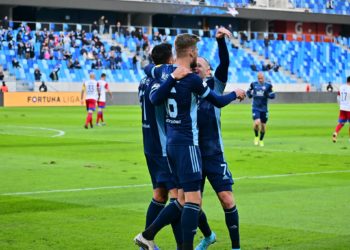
[202,81,207,87]
[161,72,169,82]
[262,86,266,90]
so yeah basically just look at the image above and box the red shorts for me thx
[97,101,106,108]
[85,99,96,111]
[338,110,350,123]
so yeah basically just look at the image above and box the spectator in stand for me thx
[99,16,105,34]
[92,58,103,69]
[73,59,82,69]
[2,16,9,30]
[0,67,4,81]
[327,82,334,92]
[12,58,20,68]
[1,81,8,92]
[115,21,124,37]
[92,21,98,34]
[49,66,60,81]
[39,81,48,92]
[63,50,72,60]
[104,19,110,34]
[132,54,138,71]
[327,0,334,9]
[152,31,162,44]
[34,68,42,81]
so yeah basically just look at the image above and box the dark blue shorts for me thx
[201,153,233,193]
[253,110,268,123]
[167,145,202,192]
[145,154,177,191]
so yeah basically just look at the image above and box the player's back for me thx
[339,84,350,111]
[97,79,108,102]
[166,73,209,146]
[84,79,99,100]
[139,76,166,156]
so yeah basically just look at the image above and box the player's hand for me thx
[172,66,191,80]
[234,88,246,102]
[216,27,232,39]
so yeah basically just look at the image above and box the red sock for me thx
[100,112,104,122]
[85,113,92,126]
[335,123,344,133]
[97,112,101,123]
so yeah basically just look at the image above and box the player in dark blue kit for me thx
[194,27,244,250]
[138,43,190,250]
[246,72,276,147]
[134,34,245,250]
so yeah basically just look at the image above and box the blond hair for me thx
[174,33,200,58]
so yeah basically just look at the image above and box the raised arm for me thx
[214,27,231,84]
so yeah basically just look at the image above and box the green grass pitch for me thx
[0,103,349,250]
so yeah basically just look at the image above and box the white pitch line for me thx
[1,169,350,197]
[0,126,65,138]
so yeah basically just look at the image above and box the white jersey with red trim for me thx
[338,84,350,111]
[84,80,99,100]
[98,80,109,102]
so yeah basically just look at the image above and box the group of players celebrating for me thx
[135,27,275,250]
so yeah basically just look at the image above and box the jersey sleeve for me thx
[190,74,210,98]
[204,90,237,108]
[213,76,226,94]
[266,83,276,99]
[214,37,229,83]
[149,74,176,105]
[246,83,254,98]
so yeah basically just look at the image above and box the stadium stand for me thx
[0,19,349,89]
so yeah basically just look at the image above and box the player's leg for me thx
[217,191,240,250]
[135,149,184,248]
[333,110,346,143]
[196,160,216,250]
[84,100,95,129]
[253,120,260,145]
[259,112,268,147]
[96,106,102,126]
[182,189,202,250]
[253,110,260,145]
[136,189,184,248]
[203,154,239,250]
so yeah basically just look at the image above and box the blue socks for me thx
[224,206,240,249]
[198,209,212,237]
[145,198,166,228]
[143,199,182,240]
[182,202,201,250]
[170,198,183,249]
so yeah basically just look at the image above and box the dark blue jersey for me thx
[198,76,226,156]
[246,81,276,112]
[198,37,229,156]
[148,64,237,146]
[166,73,210,146]
[138,76,167,156]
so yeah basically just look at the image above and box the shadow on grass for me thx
[0,196,89,215]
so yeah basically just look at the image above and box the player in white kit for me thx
[81,71,100,129]
[96,73,113,126]
[333,76,350,143]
